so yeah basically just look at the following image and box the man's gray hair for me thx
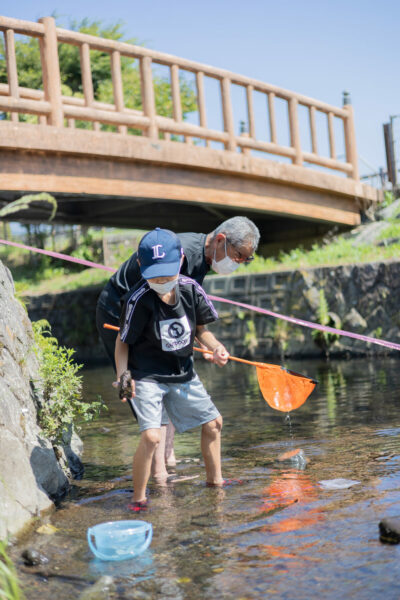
[211,216,260,251]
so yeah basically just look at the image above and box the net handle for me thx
[103,323,265,368]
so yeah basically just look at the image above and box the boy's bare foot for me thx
[127,500,148,513]
[206,478,243,487]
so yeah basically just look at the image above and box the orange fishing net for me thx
[255,364,316,412]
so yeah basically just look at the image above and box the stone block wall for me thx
[201,259,400,358]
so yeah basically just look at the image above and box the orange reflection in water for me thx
[257,472,324,564]
[260,472,324,534]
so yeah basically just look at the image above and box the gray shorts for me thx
[131,374,220,433]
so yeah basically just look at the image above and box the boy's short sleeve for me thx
[194,284,219,325]
[119,284,149,344]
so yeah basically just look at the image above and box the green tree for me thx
[0,17,197,125]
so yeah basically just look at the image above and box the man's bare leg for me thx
[165,422,176,468]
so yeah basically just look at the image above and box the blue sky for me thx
[3,0,399,180]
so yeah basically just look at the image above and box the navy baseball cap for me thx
[138,227,183,279]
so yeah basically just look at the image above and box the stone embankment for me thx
[0,261,82,540]
[25,259,400,362]
[202,259,400,358]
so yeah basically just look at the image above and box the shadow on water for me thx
[10,356,400,599]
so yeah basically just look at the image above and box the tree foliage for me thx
[0,17,197,125]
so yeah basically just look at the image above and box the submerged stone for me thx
[379,517,400,544]
[21,548,49,566]
[79,576,115,600]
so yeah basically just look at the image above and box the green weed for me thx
[32,320,105,441]
[311,289,340,355]
[0,540,25,600]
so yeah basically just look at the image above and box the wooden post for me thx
[38,17,63,127]
[171,64,190,143]
[220,77,236,151]
[343,104,359,180]
[268,92,277,144]
[246,85,255,139]
[288,97,302,165]
[4,30,19,123]
[309,106,317,154]
[240,121,250,156]
[171,64,182,122]
[327,111,336,159]
[196,71,210,147]
[80,43,100,132]
[111,50,127,135]
[140,56,158,139]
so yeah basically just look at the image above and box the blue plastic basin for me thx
[87,520,152,561]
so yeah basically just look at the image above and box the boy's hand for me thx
[212,345,229,367]
[117,370,136,401]
[198,341,213,361]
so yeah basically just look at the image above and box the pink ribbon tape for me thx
[1,238,399,352]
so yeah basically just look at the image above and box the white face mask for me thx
[148,278,178,295]
[212,239,239,275]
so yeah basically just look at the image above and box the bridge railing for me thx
[0,16,359,179]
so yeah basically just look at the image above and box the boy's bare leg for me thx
[201,416,224,485]
[165,422,176,468]
[150,424,169,481]
[133,428,161,502]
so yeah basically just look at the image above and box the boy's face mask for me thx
[147,277,178,295]
[212,238,239,275]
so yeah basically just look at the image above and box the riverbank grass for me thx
[0,541,25,600]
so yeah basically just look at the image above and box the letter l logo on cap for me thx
[152,244,166,259]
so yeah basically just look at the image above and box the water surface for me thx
[12,357,400,599]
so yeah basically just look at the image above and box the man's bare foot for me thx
[153,474,199,487]
[165,454,177,468]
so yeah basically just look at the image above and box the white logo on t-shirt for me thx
[159,315,191,351]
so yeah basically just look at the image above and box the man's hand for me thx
[212,345,229,367]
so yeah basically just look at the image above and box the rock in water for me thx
[275,449,308,469]
[79,576,115,600]
[119,370,133,400]
[21,548,49,566]
[379,517,400,544]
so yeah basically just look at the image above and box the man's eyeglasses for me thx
[229,243,255,264]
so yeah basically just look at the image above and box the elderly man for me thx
[96,216,260,481]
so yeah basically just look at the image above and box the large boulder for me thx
[0,260,76,540]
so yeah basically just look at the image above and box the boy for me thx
[115,227,229,512]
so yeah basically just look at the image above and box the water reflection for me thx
[10,356,400,600]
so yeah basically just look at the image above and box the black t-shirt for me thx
[120,275,218,383]
[98,232,209,319]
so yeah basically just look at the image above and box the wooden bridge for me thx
[0,16,380,246]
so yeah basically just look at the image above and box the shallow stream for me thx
[11,356,400,599]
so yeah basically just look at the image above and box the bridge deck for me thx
[0,15,382,243]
